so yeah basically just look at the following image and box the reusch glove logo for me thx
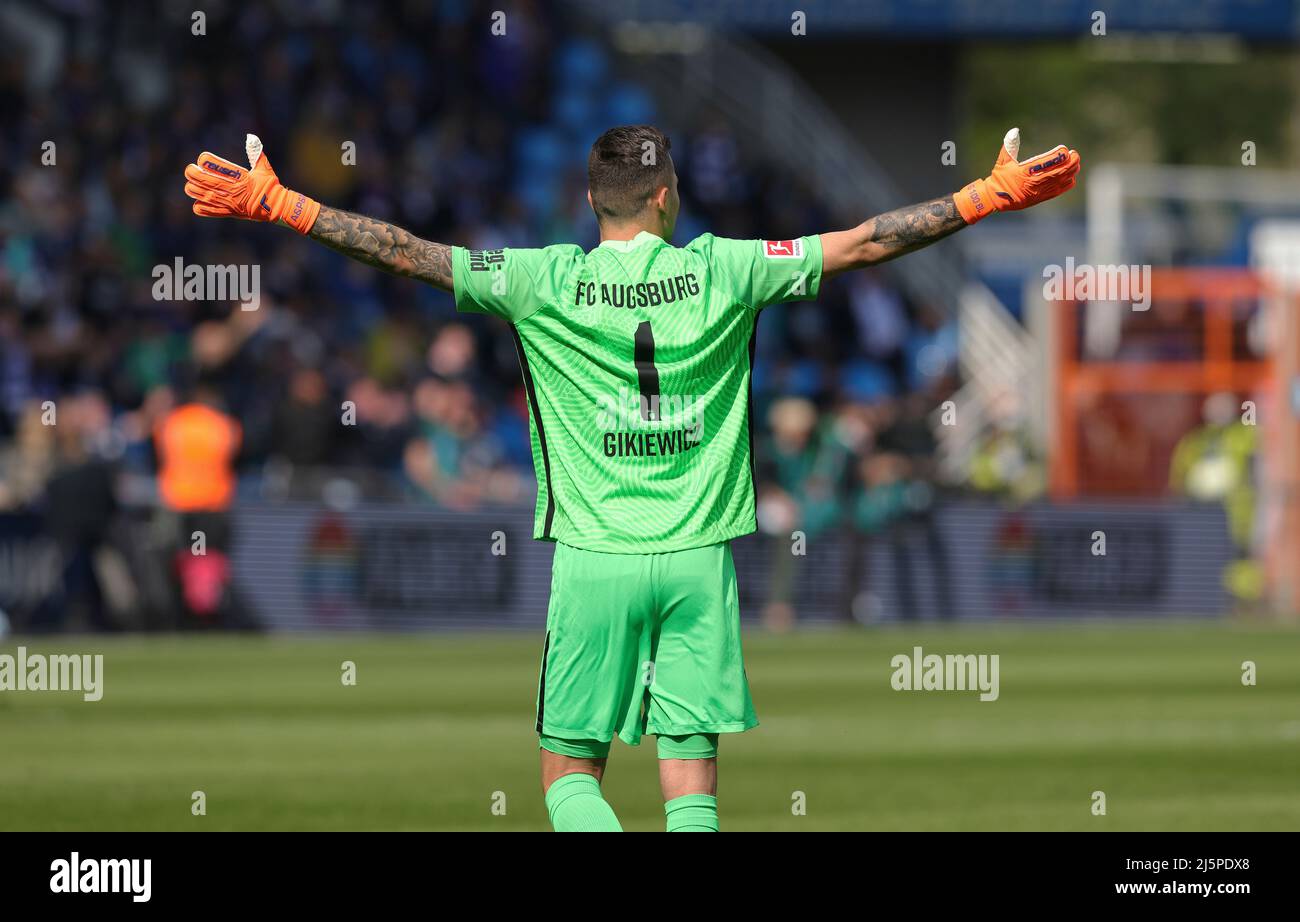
[1029,150,1069,175]
[202,160,242,179]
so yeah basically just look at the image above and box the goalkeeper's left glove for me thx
[954,128,1080,224]
[183,134,320,234]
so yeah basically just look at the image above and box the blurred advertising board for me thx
[226,500,1233,629]
[0,514,62,623]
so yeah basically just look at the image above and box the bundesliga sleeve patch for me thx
[763,239,804,259]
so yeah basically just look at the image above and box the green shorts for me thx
[535,541,758,748]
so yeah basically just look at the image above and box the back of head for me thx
[587,125,673,224]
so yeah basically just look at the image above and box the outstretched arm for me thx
[183,134,455,292]
[308,206,453,291]
[819,128,1080,279]
[820,196,964,278]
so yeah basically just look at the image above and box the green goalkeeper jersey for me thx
[452,231,823,553]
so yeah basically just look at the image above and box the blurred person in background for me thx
[154,380,254,628]
[756,397,849,630]
[271,367,337,469]
[0,401,57,513]
[847,270,910,385]
[848,450,910,620]
[339,377,415,474]
[35,391,125,632]
[1169,391,1260,601]
[875,392,955,622]
[404,376,501,508]
[968,388,1045,504]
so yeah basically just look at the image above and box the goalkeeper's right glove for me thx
[183,134,321,234]
[954,128,1081,224]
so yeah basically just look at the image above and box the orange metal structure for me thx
[1050,269,1300,615]
[1051,270,1274,498]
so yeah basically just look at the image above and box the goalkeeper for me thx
[185,127,1079,832]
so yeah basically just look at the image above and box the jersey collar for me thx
[597,231,664,252]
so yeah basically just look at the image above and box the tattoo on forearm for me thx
[309,205,453,290]
[865,195,964,260]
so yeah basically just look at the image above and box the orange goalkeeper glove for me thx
[183,134,320,234]
[954,128,1081,224]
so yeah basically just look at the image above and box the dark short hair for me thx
[587,125,673,222]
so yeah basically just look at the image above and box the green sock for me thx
[544,773,622,832]
[665,793,719,832]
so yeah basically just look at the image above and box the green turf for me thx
[1,622,1297,831]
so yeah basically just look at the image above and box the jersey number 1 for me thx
[634,321,660,421]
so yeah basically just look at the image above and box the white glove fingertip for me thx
[246,133,264,169]
[1003,127,1021,162]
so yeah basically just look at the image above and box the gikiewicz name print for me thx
[595,386,706,458]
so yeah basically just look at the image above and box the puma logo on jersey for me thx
[468,249,506,271]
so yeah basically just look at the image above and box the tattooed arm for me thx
[819,195,965,278]
[308,205,454,291]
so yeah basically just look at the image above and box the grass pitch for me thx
[1,622,1297,831]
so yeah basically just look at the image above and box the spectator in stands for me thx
[756,397,849,629]
[1169,391,1260,600]
[271,368,337,468]
[0,402,56,513]
[968,388,1044,503]
[847,270,910,386]
[154,381,252,628]
[36,391,122,632]
[876,392,955,621]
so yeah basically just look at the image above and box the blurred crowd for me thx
[0,1,960,502]
[0,2,960,628]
